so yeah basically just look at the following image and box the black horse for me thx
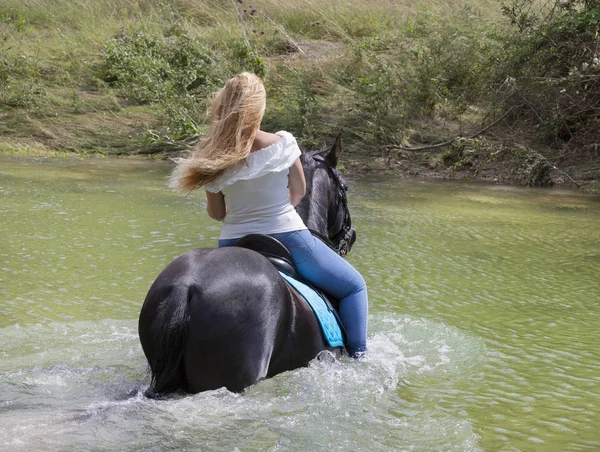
[138,135,356,395]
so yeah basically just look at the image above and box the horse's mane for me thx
[297,150,333,232]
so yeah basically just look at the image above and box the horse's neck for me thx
[297,196,328,235]
[305,210,327,234]
[297,168,331,235]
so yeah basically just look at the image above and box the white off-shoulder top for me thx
[205,131,307,240]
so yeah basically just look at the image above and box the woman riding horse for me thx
[139,73,368,394]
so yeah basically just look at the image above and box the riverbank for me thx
[2,135,598,193]
[343,137,600,192]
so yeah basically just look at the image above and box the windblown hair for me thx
[169,72,266,192]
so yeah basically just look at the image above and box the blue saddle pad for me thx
[279,272,344,348]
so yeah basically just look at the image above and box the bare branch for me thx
[532,150,581,188]
[262,13,305,55]
[384,105,520,152]
[230,0,251,48]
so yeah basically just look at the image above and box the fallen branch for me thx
[138,141,193,155]
[383,105,520,152]
[382,103,581,187]
[532,150,581,188]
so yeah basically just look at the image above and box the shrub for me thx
[100,29,218,104]
[494,0,600,145]
[407,13,499,119]
[229,42,267,78]
[262,68,324,149]
[0,41,49,110]
[0,9,27,32]
[350,58,408,144]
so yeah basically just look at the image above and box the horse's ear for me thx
[326,133,343,168]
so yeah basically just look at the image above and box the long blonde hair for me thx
[170,72,266,192]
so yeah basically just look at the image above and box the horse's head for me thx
[296,134,356,256]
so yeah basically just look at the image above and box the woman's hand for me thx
[206,191,226,221]
[288,158,306,207]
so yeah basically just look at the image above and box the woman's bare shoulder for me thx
[252,130,284,151]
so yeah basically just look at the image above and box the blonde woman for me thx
[170,73,367,357]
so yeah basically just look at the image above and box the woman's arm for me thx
[288,158,306,207]
[205,191,226,221]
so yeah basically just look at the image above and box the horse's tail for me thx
[142,285,193,397]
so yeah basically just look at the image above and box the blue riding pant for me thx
[218,229,368,357]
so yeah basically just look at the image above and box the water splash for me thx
[0,314,483,451]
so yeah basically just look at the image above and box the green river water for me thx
[1,155,599,451]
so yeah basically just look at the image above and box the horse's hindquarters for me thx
[184,252,290,392]
[139,247,322,394]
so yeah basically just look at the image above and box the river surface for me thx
[1,155,599,451]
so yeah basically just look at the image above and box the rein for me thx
[311,154,354,256]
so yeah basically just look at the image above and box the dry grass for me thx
[2,0,502,48]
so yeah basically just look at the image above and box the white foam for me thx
[1,313,485,451]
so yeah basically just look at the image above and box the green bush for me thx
[350,58,408,144]
[407,14,499,119]
[229,42,267,78]
[262,68,324,149]
[0,9,28,32]
[0,40,50,110]
[494,0,600,145]
[100,29,217,104]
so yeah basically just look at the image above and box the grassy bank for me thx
[1,0,598,190]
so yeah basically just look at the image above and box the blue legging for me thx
[218,229,368,357]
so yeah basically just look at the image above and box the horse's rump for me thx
[139,247,297,393]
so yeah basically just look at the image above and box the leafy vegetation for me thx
[0,0,598,188]
[100,29,216,104]
[494,0,600,147]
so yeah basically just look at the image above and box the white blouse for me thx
[205,131,308,240]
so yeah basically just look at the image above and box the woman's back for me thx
[221,169,305,239]
[211,131,307,240]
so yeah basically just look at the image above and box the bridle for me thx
[310,154,355,256]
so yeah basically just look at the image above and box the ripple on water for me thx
[3,160,600,451]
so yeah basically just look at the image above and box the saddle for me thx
[235,234,297,278]
[234,234,346,346]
